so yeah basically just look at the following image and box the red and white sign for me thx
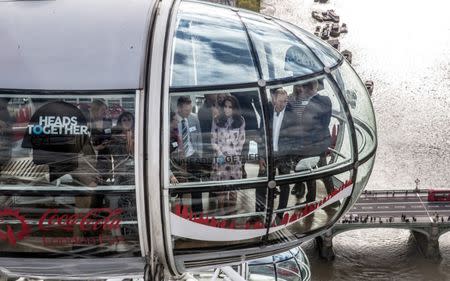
[171,180,353,241]
[0,209,31,246]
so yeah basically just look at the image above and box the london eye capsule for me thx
[0,0,376,279]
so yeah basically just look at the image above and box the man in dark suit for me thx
[231,91,266,178]
[176,96,203,213]
[197,94,217,180]
[255,88,298,219]
[290,80,333,203]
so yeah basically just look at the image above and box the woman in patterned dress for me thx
[211,95,245,214]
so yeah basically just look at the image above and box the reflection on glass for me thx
[0,94,139,257]
[266,78,353,180]
[170,188,267,252]
[241,15,322,80]
[0,95,136,186]
[170,2,258,87]
[275,19,342,68]
[268,170,353,243]
[168,90,267,187]
[350,156,375,206]
[332,62,377,160]
[277,260,303,281]
[248,247,309,281]
[249,264,276,281]
[167,91,270,253]
[332,62,376,128]
[170,171,352,251]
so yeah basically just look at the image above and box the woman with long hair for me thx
[111,111,135,185]
[110,111,136,243]
[89,99,113,184]
[211,95,245,213]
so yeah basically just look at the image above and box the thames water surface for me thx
[261,0,450,280]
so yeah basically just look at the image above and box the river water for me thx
[261,0,450,280]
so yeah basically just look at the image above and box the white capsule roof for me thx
[0,0,155,90]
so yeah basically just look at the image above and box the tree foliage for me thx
[236,0,260,12]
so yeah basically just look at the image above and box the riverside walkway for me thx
[316,189,450,261]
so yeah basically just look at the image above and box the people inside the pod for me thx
[256,88,298,219]
[230,91,266,178]
[109,111,137,238]
[198,94,221,209]
[169,111,180,184]
[288,80,334,203]
[176,96,204,213]
[21,100,98,189]
[198,93,219,180]
[89,99,113,185]
[169,111,185,184]
[0,98,13,170]
[211,95,245,214]
[110,111,135,185]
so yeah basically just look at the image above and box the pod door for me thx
[166,89,272,255]
[163,0,377,272]
[263,77,357,245]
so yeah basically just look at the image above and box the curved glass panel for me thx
[165,2,377,269]
[166,88,269,252]
[249,263,276,281]
[170,2,258,87]
[349,156,375,207]
[0,92,140,257]
[276,259,303,281]
[275,19,342,68]
[265,76,353,181]
[267,169,353,244]
[332,61,377,160]
[240,13,322,80]
[249,247,310,281]
[169,184,268,253]
[167,89,267,185]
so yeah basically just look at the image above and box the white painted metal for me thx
[146,0,180,276]
[220,267,247,281]
[135,89,150,257]
[0,0,154,90]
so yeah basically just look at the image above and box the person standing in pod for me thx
[175,96,204,214]
[290,80,335,204]
[22,100,99,240]
[210,95,245,215]
[89,99,113,185]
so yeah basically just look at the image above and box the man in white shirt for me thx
[256,88,297,219]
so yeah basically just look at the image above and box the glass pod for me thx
[162,0,376,273]
[0,0,376,278]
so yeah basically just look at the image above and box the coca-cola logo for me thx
[0,209,31,246]
[38,208,123,232]
[0,208,124,247]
